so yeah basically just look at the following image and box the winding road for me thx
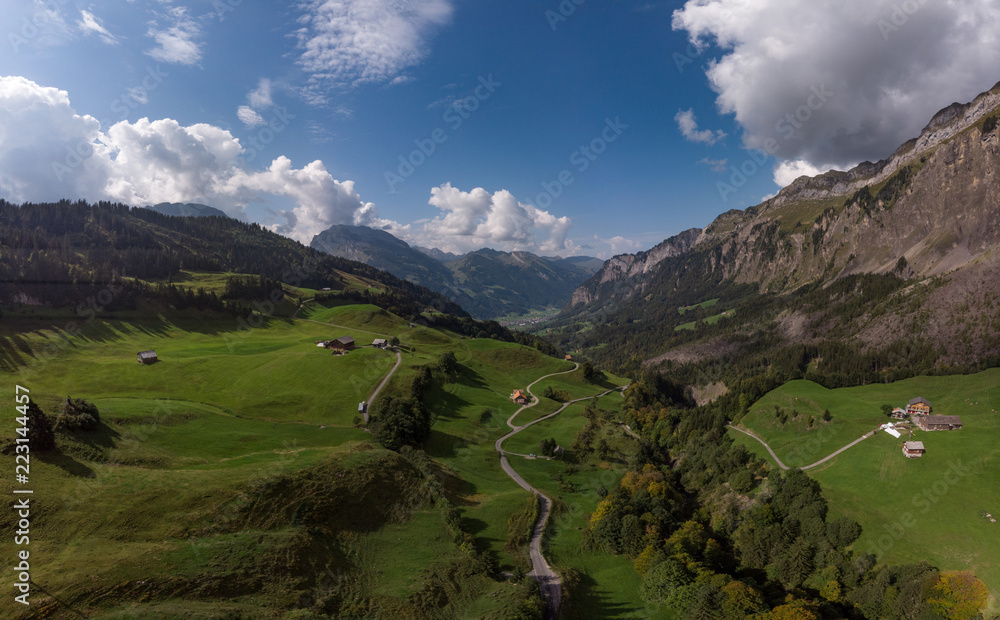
[494,364,626,620]
[727,424,880,471]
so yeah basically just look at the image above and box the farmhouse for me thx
[511,389,529,405]
[329,336,355,350]
[372,339,388,348]
[137,350,158,364]
[907,397,932,416]
[565,355,572,361]
[903,441,926,458]
[915,415,963,431]
[891,407,908,419]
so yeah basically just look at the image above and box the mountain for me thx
[560,81,1000,375]
[414,246,461,263]
[442,248,596,318]
[310,224,599,318]
[148,202,230,218]
[310,225,456,294]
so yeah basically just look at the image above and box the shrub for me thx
[56,397,101,431]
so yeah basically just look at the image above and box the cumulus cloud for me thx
[773,159,825,187]
[78,10,119,45]
[672,0,1000,171]
[237,105,266,128]
[295,0,453,87]
[145,6,202,65]
[390,183,573,255]
[0,75,376,244]
[675,109,727,145]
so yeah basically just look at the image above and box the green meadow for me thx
[1,300,623,617]
[732,369,1000,604]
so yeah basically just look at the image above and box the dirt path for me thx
[494,364,626,620]
[727,424,879,471]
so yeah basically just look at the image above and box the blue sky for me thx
[1,1,998,257]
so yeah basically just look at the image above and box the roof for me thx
[372,339,387,345]
[512,389,526,398]
[335,336,355,345]
[921,415,963,425]
[904,441,925,450]
[908,397,931,406]
[138,350,157,358]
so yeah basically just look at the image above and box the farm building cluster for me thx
[888,397,964,459]
[315,337,394,355]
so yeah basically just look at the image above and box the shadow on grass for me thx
[455,364,488,390]
[424,430,470,459]
[562,570,644,619]
[35,449,97,478]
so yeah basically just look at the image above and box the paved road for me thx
[727,424,879,471]
[727,425,791,470]
[494,364,626,620]
[368,350,402,405]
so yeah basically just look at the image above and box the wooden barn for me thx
[329,336,355,350]
[511,389,529,405]
[902,441,926,458]
[915,415,963,431]
[137,350,158,364]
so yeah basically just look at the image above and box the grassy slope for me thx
[0,303,564,618]
[734,370,1000,603]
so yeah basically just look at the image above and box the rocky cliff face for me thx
[570,81,1000,311]
[570,227,703,306]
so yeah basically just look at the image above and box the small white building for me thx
[372,339,388,348]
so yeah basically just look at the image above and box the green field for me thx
[674,308,735,331]
[677,298,719,315]
[733,370,1000,605]
[3,301,628,617]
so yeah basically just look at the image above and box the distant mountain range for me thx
[310,224,600,319]
[149,202,230,218]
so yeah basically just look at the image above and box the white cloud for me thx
[773,159,825,187]
[672,0,1000,171]
[675,109,727,145]
[248,78,274,109]
[0,76,584,256]
[387,183,573,255]
[145,7,202,65]
[698,157,728,172]
[78,10,119,45]
[0,75,376,245]
[237,105,266,128]
[295,0,453,87]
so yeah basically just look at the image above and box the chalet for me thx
[903,441,926,458]
[565,355,572,361]
[372,339,388,349]
[907,397,932,416]
[358,401,367,414]
[511,389,529,405]
[891,407,908,420]
[137,350,158,364]
[329,336,355,350]
[915,415,963,431]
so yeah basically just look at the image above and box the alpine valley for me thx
[2,68,1000,620]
